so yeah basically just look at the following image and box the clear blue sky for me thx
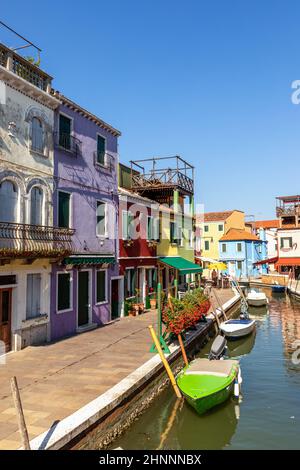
[1,0,300,219]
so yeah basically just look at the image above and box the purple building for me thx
[51,93,122,340]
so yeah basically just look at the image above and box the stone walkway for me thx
[0,288,234,449]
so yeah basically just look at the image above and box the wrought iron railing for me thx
[132,169,194,194]
[93,151,115,172]
[0,43,51,92]
[0,222,75,258]
[54,132,82,156]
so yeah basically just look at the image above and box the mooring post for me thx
[150,282,170,353]
[174,278,178,299]
[10,376,30,450]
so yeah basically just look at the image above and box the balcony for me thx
[54,132,82,157]
[94,151,115,172]
[0,43,59,109]
[0,222,75,259]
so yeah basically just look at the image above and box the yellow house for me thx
[199,210,245,261]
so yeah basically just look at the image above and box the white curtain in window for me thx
[30,187,43,225]
[31,117,44,153]
[96,201,106,237]
[0,181,18,223]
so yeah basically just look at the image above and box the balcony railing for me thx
[0,222,75,258]
[54,132,82,156]
[93,151,115,172]
[0,43,52,92]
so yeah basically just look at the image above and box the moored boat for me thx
[272,285,285,293]
[220,317,256,339]
[176,358,240,415]
[246,290,268,307]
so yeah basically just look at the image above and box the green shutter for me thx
[96,271,106,303]
[59,114,71,149]
[57,273,71,311]
[58,192,70,228]
[97,135,105,165]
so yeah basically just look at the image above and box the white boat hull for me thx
[246,291,268,307]
[220,319,256,339]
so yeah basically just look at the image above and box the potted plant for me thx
[149,288,157,309]
[125,298,136,317]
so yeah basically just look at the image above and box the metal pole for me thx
[178,334,188,366]
[157,282,162,338]
[10,376,30,450]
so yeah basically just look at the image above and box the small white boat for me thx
[246,290,268,307]
[220,318,256,339]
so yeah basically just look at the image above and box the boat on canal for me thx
[176,336,240,415]
[246,290,268,307]
[219,317,256,339]
[272,285,285,294]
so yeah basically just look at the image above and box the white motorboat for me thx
[220,317,256,339]
[246,290,268,307]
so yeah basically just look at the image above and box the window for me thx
[153,217,160,241]
[204,240,210,250]
[222,243,227,253]
[125,269,136,298]
[96,270,107,303]
[26,274,41,319]
[204,225,209,232]
[58,191,71,228]
[31,117,44,154]
[59,114,72,150]
[218,224,223,232]
[237,242,242,252]
[188,229,194,248]
[96,201,107,237]
[237,261,243,271]
[96,135,106,166]
[170,221,178,244]
[147,216,154,240]
[146,268,157,290]
[30,187,43,225]
[57,272,72,312]
[280,237,292,249]
[122,211,134,240]
[0,181,18,223]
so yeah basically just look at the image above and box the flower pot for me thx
[150,299,157,310]
[133,304,140,315]
[128,309,136,317]
[138,303,145,313]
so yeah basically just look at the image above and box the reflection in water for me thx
[111,291,300,450]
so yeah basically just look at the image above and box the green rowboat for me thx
[177,358,239,415]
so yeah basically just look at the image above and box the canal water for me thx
[112,290,300,450]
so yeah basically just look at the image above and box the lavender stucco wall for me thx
[51,103,120,340]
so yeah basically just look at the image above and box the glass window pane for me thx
[59,114,71,149]
[96,271,106,303]
[97,135,106,165]
[0,181,17,223]
[30,187,43,225]
[58,192,70,228]
[26,274,41,319]
[31,117,44,153]
[57,273,71,311]
[96,201,106,236]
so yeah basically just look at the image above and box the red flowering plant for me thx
[162,289,211,335]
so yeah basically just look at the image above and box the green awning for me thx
[158,257,203,275]
[63,256,115,266]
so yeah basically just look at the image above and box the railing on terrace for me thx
[93,151,115,172]
[0,43,52,92]
[130,156,194,196]
[0,222,75,258]
[54,132,82,157]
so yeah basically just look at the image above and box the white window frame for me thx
[95,269,108,305]
[96,200,108,238]
[56,271,73,314]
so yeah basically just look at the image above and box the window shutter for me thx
[58,192,70,228]
[97,135,106,165]
[122,211,128,239]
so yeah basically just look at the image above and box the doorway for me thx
[0,289,12,352]
[111,278,120,320]
[77,271,90,327]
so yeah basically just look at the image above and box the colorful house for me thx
[0,43,73,351]
[254,219,279,272]
[50,92,121,340]
[200,210,245,262]
[219,228,267,278]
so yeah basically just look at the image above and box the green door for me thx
[78,271,89,327]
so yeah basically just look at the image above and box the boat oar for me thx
[148,325,182,399]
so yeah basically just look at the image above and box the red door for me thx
[0,289,12,352]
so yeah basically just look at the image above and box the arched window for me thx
[30,187,43,225]
[31,117,44,154]
[0,181,18,223]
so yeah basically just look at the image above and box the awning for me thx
[159,257,203,275]
[195,256,219,264]
[63,255,115,266]
[254,256,278,266]
[275,257,300,266]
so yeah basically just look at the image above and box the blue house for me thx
[219,228,268,278]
